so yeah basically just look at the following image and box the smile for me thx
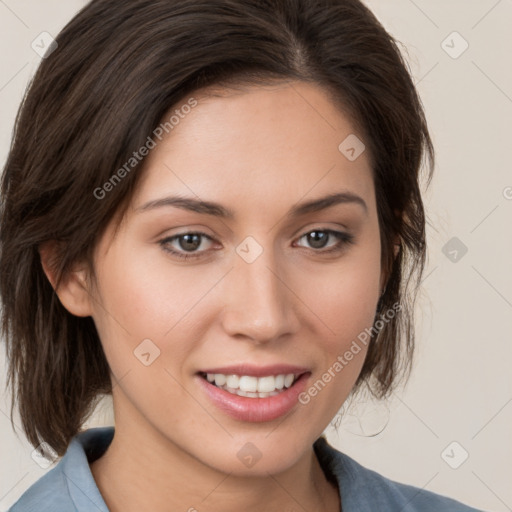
[200,372,301,398]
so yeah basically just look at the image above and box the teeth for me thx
[284,374,295,388]
[226,375,239,388]
[204,372,299,395]
[239,375,258,392]
[257,376,276,393]
[274,374,285,390]
[214,374,226,386]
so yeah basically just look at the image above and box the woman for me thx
[0,0,486,510]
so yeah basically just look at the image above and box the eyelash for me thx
[158,228,355,261]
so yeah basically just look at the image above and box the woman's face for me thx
[87,80,384,475]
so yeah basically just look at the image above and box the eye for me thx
[159,231,215,260]
[159,228,355,261]
[294,229,355,254]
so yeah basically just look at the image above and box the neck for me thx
[90,408,340,512]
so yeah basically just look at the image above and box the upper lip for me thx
[197,364,310,377]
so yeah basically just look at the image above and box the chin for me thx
[192,430,315,477]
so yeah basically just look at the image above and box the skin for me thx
[41,80,390,512]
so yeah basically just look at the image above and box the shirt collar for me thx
[61,426,113,511]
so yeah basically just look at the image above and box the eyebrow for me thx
[136,191,368,218]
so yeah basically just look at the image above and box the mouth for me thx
[196,368,311,422]
[197,371,304,399]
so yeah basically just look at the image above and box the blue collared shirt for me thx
[8,426,484,511]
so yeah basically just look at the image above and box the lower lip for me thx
[196,373,310,423]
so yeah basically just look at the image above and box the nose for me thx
[220,244,300,344]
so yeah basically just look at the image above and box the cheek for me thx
[89,243,226,383]
[303,249,381,344]
[296,268,377,421]
[93,243,210,337]
[296,242,380,403]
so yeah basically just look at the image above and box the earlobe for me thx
[38,241,94,318]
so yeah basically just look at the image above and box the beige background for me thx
[1,1,511,510]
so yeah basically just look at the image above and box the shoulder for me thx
[8,463,73,512]
[342,457,484,511]
[8,427,114,512]
[314,436,486,512]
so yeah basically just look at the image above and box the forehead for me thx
[131,80,375,220]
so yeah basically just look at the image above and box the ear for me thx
[39,240,94,317]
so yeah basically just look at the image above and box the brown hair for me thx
[0,0,434,456]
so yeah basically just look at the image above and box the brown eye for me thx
[295,229,355,253]
[159,231,214,260]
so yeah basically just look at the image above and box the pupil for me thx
[308,231,327,249]
[180,234,201,251]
